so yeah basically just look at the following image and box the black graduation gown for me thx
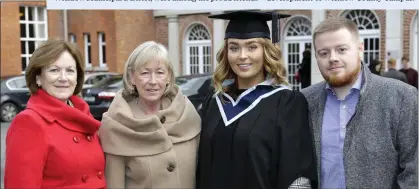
[196,86,318,189]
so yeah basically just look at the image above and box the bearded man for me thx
[301,17,418,189]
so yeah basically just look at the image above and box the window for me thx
[69,33,76,43]
[284,17,312,91]
[6,76,28,90]
[84,33,92,68]
[344,10,380,66]
[85,75,108,85]
[19,6,48,72]
[98,32,106,67]
[184,24,212,75]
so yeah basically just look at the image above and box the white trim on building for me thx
[283,16,312,91]
[167,15,180,76]
[184,23,212,75]
[69,33,76,43]
[98,32,107,68]
[342,10,381,67]
[19,6,48,73]
[84,33,92,68]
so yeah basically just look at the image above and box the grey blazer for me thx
[301,64,418,189]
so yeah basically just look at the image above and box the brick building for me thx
[1,3,418,90]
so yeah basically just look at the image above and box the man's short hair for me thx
[388,58,396,65]
[402,56,410,62]
[313,17,360,49]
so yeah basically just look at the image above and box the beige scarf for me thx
[98,86,201,156]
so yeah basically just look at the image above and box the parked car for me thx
[175,74,209,86]
[0,72,120,122]
[81,74,123,120]
[0,76,31,122]
[83,72,120,88]
[178,74,213,111]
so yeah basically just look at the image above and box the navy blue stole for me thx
[215,85,290,126]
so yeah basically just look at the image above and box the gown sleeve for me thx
[198,90,215,118]
[276,91,318,189]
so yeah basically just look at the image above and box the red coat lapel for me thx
[26,89,101,134]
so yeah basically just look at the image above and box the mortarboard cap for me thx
[209,10,291,44]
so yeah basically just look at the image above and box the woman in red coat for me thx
[4,39,106,189]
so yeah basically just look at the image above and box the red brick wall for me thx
[67,10,156,74]
[1,1,48,78]
[278,10,312,38]
[48,10,64,40]
[67,10,115,72]
[113,10,156,73]
[154,14,214,75]
[178,14,213,75]
[155,17,168,48]
[326,10,387,63]
[1,9,418,77]
[403,10,418,60]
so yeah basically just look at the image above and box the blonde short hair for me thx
[122,41,175,98]
[388,58,396,65]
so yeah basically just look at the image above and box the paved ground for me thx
[1,121,10,189]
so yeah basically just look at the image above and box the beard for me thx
[322,60,361,87]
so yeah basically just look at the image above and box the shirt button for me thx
[73,136,80,143]
[160,116,166,124]
[167,163,175,172]
[97,171,104,179]
[82,174,89,182]
[86,135,93,142]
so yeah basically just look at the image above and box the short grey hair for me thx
[122,41,175,98]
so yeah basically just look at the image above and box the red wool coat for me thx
[4,89,106,189]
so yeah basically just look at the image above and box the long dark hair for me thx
[368,59,381,75]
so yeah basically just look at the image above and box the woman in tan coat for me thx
[98,41,201,188]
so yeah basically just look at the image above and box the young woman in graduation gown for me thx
[196,11,318,189]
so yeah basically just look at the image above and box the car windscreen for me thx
[179,77,208,91]
[92,75,123,88]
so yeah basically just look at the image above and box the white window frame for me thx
[19,6,48,73]
[284,38,312,91]
[186,40,212,74]
[411,14,418,70]
[283,16,312,91]
[343,10,380,67]
[98,32,107,68]
[184,23,212,75]
[84,33,92,68]
[69,33,76,43]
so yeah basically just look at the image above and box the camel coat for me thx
[98,87,201,189]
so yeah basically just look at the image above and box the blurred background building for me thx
[1,3,418,90]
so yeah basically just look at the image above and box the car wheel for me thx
[1,102,19,122]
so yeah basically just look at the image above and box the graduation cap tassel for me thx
[271,13,279,44]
